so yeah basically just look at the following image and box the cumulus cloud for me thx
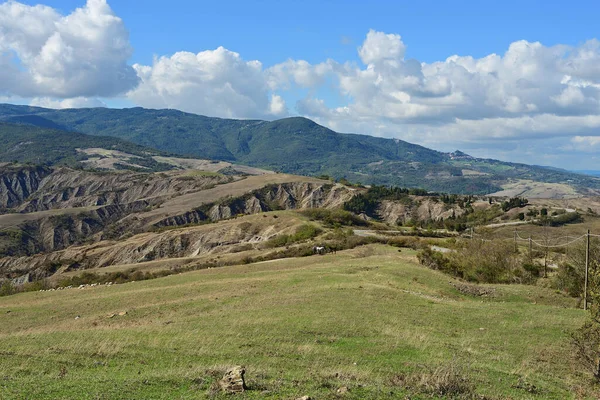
[277,31,600,166]
[127,24,600,167]
[0,0,138,98]
[128,47,287,119]
[358,30,406,66]
[565,135,600,154]
[2,1,600,167]
[266,59,333,90]
[30,96,106,109]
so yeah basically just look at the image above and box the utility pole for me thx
[585,230,590,311]
[514,230,518,252]
[529,235,532,263]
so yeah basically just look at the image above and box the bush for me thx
[0,281,17,297]
[418,240,535,284]
[501,197,528,212]
[293,224,322,241]
[385,236,421,249]
[265,224,323,248]
[549,212,582,226]
[552,263,583,297]
[573,321,600,380]
[300,208,368,227]
[265,234,291,248]
[417,248,454,273]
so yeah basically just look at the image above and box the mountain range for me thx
[1,103,598,195]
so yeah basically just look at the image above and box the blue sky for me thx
[35,0,600,66]
[2,0,600,169]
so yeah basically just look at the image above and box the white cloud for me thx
[30,96,106,109]
[266,59,332,90]
[569,136,600,153]
[2,1,600,168]
[358,30,406,66]
[0,0,137,98]
[128,47,287,119]
[277,31,600,168]
[268,94,287,116]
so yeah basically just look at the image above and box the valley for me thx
[1,106,600,399]
[2,1,600,398]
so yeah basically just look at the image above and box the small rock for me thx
[118,311,127,316]
[337,386,349,394]
[219,365,246,393]
[296,396,311,400]
[75,315,80,320]
[108,314,116,318]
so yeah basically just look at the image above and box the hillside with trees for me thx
[2,104,599,194]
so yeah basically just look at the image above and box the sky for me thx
[1,0,600,170]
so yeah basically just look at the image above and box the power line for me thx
[530,235,586,248]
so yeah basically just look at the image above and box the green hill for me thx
[0,245,589,399]
[0,122,174,172]
[1,103,598,194]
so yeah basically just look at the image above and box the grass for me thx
[487,215,600,240]
[0,244,595,399]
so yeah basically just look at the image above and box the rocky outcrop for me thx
[0,165,230,213]
[155,182,352,228]
[6,200,153,257]
[0,214,298,279]
[378,198,465,225]
[0,165,53,210]
[0,167,356,280]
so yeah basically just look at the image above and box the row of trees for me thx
[501,197,528,211]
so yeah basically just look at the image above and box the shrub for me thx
[300,208,368,227]
[549,212,582,226]
[385,236,421,249]
[293,224,322,241]
[417,247,454,272]
[0,281,17,297]
[573,321,600,380]
[418,240,534,284]
[265,224,323,248]
[552,263,583,297]
[501,197,528,212]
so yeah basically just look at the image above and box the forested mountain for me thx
[1,103,598,194]
[0,122,174,171]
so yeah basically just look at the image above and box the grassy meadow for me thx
[0,245,595,399]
